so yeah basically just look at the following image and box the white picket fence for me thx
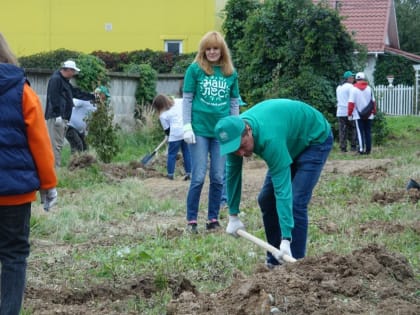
[374,84,419,116]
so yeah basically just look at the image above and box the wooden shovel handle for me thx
[237,229,297,263]
[153,136,168,152]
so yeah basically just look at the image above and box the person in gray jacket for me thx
[45,60,95,167]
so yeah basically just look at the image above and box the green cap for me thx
[215,116,245,155]
[95,85,110,98]
[343,71,354,79]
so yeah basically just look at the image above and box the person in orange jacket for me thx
[0,32,58,315]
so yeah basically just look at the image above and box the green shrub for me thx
[75,54,109,91]
[267,66,337,130]
[86,100,120,163]
[170,53,196,74]
[372,110,390,146]
[373,54,415,86]
[91,50,125,72]
[18,48,80,70]
[122,63,157,119]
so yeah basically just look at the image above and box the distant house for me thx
[313,0,420,83]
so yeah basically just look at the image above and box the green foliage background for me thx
[19,0,420,146]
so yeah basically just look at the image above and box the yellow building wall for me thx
[1,0,228,57]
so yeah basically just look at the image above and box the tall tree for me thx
[395,0,420,54]
[222,0,362,120]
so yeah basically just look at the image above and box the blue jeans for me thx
[355,119,372,153]
[221,165,227,205]
[258,132,333,263]
[186,135,225,222]
[167,140,192,177]
[0,203,31,315]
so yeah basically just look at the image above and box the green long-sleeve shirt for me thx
[226,99,331,238]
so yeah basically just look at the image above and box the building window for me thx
[165,41,182,55]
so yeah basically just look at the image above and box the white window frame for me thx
[164,40,183,54]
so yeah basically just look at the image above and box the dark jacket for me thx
[0,64,40,195]
[45,70,94,120]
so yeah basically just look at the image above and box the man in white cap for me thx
[45,60,95,167]
[214,99,332,268]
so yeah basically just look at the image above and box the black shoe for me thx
[187,222,198,234]
[167,174,174,180]
[183,174,191,181]
[206,220,220,230]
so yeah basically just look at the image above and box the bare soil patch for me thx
[24,155,420,314]
[167,244,420,315]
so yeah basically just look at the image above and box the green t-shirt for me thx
[226,99,331,238]
[183,62,239,137]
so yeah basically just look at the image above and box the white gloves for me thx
[226,215,245,237]
[183,123,196,144]
[40,188,58,211]
[55,116,63,124]
[348,116,353,121]
[275,239,292,263]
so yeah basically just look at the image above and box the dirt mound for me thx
[167,244,420,315]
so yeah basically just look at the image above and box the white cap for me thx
[62,60,80,72]
[355,72,365,80]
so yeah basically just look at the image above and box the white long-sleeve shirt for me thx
[159,98,184,142]
[336,82,353,117]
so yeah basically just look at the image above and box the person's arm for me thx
[23,84,57,189]
[72,86,95,101]
[230,98,239,116]
[226,153,244,215]
[159,114,170,136]
[347,88,355,117]
[182,93,193,125]
[230,73,240,116]
[225,153,245,237]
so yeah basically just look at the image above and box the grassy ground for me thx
[23,115,420,314]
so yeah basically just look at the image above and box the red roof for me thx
[313,0,399,53]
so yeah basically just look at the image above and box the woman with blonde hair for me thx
[182,31,240,233]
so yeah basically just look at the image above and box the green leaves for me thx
[75,54,109,91]
[86,101,120,163]
[223,0,360,108]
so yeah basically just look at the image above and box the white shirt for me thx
[336,82,353,117]
[68,99,97,133]
[348,84,375,120]
[159,98,184,142]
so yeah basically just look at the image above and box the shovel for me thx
[140,136,168,166]
[237,229,296,263]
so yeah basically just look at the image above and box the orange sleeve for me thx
[22,84,57,189]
